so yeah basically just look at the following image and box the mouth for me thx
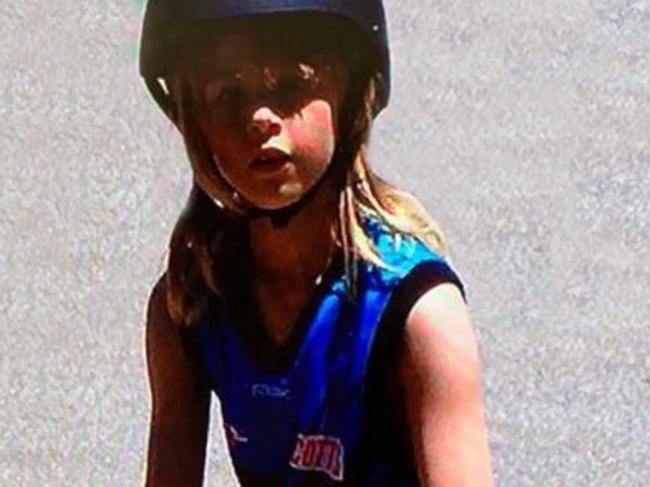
[249,148,292,175]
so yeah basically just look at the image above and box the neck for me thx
[247,177,340,287]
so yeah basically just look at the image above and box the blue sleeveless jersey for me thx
[194,219,464,486]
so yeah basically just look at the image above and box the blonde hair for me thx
[161,31,447,327]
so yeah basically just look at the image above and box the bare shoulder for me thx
[144,272,199,380]
[145,273,180,365]
[146,273,171,334]
[145,273,190,357]
[404,283,481,380]
[145,273,183,395]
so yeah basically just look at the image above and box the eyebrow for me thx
[200,63,299,78]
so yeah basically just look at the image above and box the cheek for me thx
[304,100,336,130]
[288,100,336,155]
[207,128,249,171]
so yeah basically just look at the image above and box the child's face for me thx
[187,29,348,210]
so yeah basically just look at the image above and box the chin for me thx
[257,184,304,210]
[246,179,314,210]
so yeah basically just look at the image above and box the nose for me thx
[246,106,282,143]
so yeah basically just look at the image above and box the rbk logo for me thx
[251,383,291,400]
[289,434,344,481]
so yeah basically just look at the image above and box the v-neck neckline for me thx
[221,248,345,374]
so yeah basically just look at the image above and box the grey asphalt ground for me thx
[1,1,649,486]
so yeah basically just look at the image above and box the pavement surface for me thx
[1,1,649,486]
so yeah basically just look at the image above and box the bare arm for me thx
[400,283,494,487]
[145,275,212,487]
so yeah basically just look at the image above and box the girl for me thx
[140,1,493,486]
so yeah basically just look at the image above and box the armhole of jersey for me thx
[364,258,466,421]
[371,259,466,371]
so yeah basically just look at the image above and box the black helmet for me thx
[139,0,390,120]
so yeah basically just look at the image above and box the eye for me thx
[274,64,319,95]
[200,80,248,123]
[276,77,304,97]
[217,85,245,105]
[203,83,244,106]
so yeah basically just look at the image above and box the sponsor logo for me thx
[289,434,344,481]
[225,423,249,450]
[251,383,291,400]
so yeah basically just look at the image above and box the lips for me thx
[249,148,291,174]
